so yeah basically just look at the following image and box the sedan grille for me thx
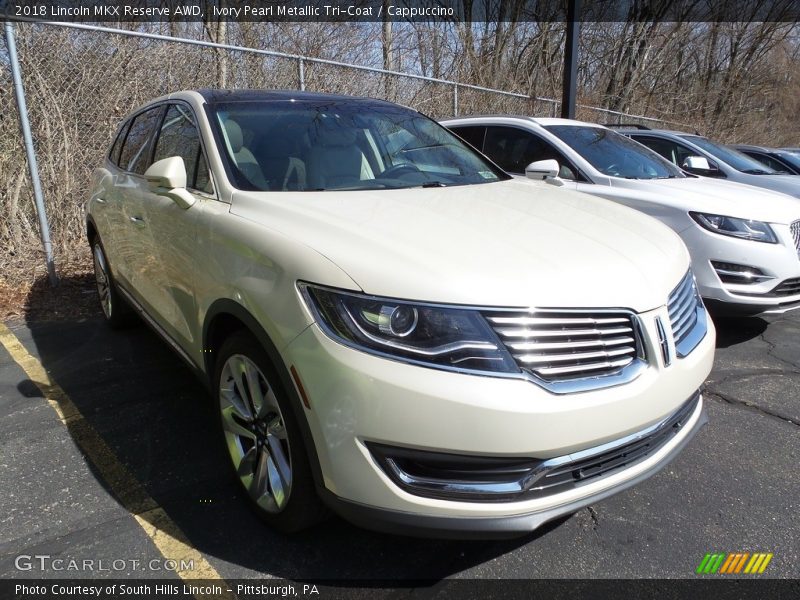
[668,271,701,349]
[483,309,643,383]
[791,220,800,256]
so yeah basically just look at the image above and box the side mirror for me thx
[144,157,196,209]
[525,159,560,180]
[681,155,722,177]
[681,156,710,171]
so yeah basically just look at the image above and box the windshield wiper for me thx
[400,143,449,153]
[742,169,769,175]
[421,181,448,187]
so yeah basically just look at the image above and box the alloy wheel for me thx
[219,354,292,513]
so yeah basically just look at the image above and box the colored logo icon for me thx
[696,552,773,574]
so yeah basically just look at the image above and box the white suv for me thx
[86,91,714,537]
[443,116,800,315]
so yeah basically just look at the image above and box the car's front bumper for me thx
[283,304,714,536]
[319,396,707,539]
[682,222,800,314]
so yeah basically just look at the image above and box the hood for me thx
[230,179,688,312]
[608,176,800,224]
[732,172,800,199]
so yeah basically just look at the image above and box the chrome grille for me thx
[668,271,700,349]
[483,310,642,383]
[791,220,800,256]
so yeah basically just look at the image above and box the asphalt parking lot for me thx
[1,291,798,586]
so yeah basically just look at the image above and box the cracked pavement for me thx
[1,310,798,582]
[708,315,800,426]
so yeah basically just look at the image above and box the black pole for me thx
[561,0,581,119]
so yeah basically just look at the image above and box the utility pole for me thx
[4,20,58,287]
[561,0,581,119]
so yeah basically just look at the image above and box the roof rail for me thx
[603,123,652,130]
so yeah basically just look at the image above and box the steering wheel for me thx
[381,163,423,178]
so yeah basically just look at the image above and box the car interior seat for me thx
[222,119,269,190]
[305,126,370,190]
[256,137,308,191]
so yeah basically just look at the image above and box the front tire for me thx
[215,331,324,532]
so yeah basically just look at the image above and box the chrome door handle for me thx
[96,197,106,204]
[130,216,145,227]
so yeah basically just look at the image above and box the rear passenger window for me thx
[118,106,164,175]
[153,104,213,194]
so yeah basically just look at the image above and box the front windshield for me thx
[681,135,777,174]
[210,100,507,191]
[545,125,683,179]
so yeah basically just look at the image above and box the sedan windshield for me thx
[209,100,507,191]
[545,125,683,179]
[681,135,777,174]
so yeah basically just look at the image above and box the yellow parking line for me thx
[0,323,234,598]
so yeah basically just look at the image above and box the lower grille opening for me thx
[532,396,698,493]
[768,278,800,297]
[367,392,701,502]
[735,277,800,298]
[710,261,773,285]
[366,444,541,501]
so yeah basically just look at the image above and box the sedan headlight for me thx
[299,283,518,374]
[690,212,777,243]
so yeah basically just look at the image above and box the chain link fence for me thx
[0,21,679,280]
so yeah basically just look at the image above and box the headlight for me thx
[299,283,518,374]
[690,212,777,243]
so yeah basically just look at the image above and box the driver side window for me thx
[635,136,694,168]
[152,104,213,194]
[484,126,578,180]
